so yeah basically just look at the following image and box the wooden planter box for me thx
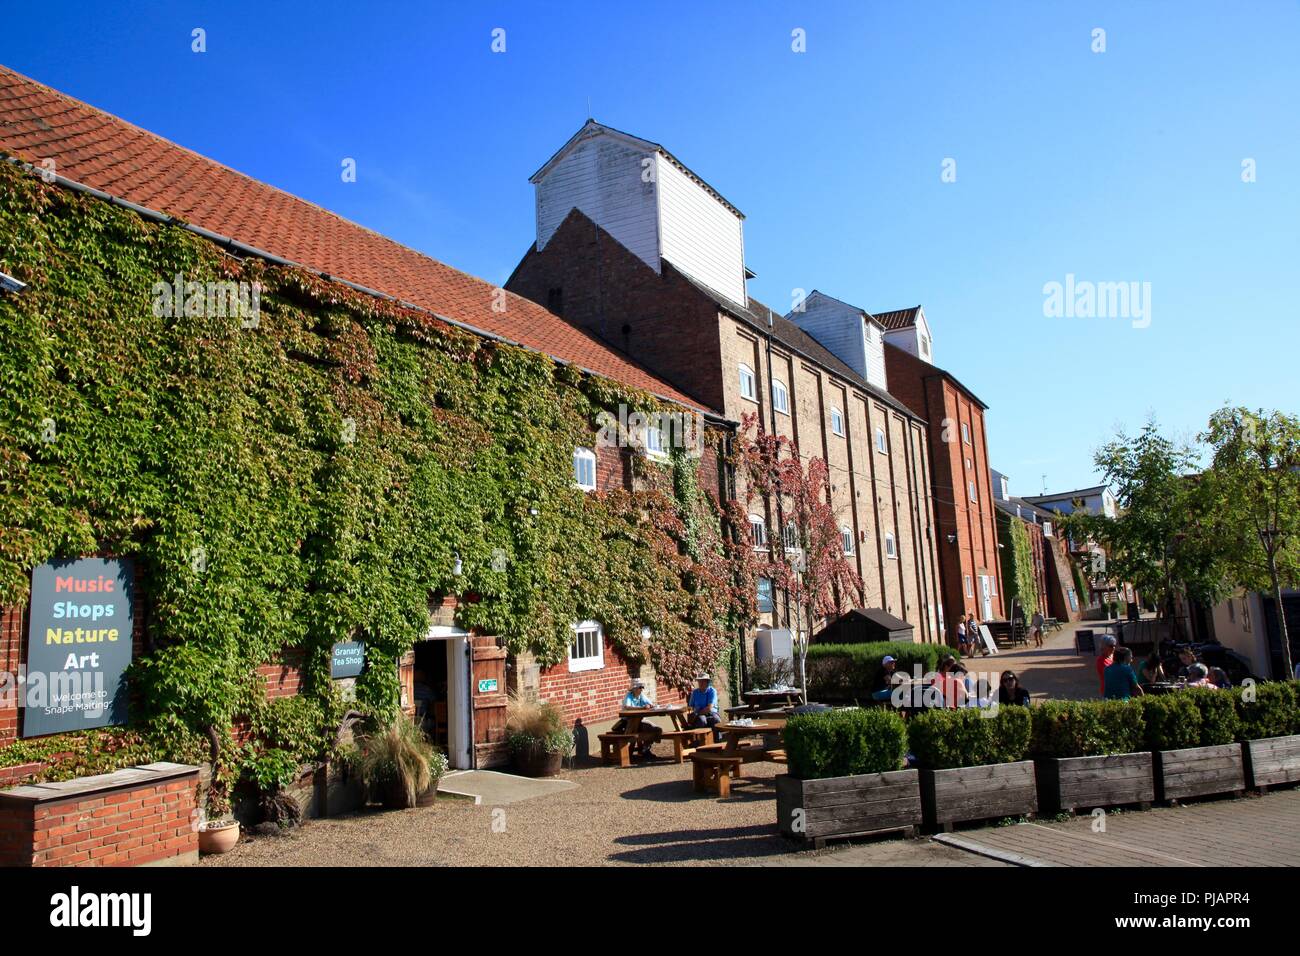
[1243,734,1300,790]
[1035,752,1154,814]
[1154,744,1245,802]
[919,760,1038,830]
[776,770,920,847]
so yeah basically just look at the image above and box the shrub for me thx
[1140,694,1201,751]
[805,641,959,702]
[1184,688,1240,746]
[505,694,575,757]
[358,713,437,807]
[1232,681,1300,741]
[907,706,1032,770]
[785,708,907,780]
[1029,700,1145,758]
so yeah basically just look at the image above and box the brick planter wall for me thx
[0,762,199,867]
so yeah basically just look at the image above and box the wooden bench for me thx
[598,731,657,768]
[659,727,713,763]
[691,753,745,797]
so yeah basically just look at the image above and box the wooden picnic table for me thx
[714,720,785,755]
[616,705,687,734]
[601,705,711,766]
[742,688,805,707]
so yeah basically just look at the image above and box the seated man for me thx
[871,655,904,702]
[1104,647,1145,700]
[1185,663,1218,689]
[611,678,661,758]
[687,673,722,742]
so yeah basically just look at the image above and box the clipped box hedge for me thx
[907,706,1032,770]
[1231,681,1300,741]
[1029,699,1146,758]
[784,707,907,780]
[805,641,959,703]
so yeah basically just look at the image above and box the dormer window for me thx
[771,380,790,415]
[919,333,930,358]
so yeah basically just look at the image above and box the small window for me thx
[783,521,799,552]
[875,428,887,453]
[772,380,790,415]
[841,526,854,555]
[644,424,666,458]
[965,574,974,598]
[749,514,768,550]
[573,447,597,491]
[568,621,604,672]
[961,422,971,445]
[920,334,930,358]
[969,480,977,503]
[738,364,757,402]
[756,577,774,613]
[885,533,897,559]
[830,407,845,437]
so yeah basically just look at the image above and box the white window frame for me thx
[830,406,845,437]
[568,621,605,672]
[783,521,799,553]
[961,421,971,445]
[875,427,887,454]
[749,514,768,550]
[965,574,974,598]
[841,526,854,555]
[643,423,667,460]
[884,532,897,559]
[573,447,597,492]
[969,480,978,503]
[771,380,790,416]
[738,364,757,402]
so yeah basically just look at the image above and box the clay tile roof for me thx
[0,65,711,413]
[871,307,922,331]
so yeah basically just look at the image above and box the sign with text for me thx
[477,678,498,694]
[330,641,366,679]
[23,557,134,737]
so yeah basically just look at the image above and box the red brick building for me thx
[882,333,1004,638]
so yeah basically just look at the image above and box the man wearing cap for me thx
[612,678,661,759]
[871,656,902,701]
[687,673,722,741]
[1096,634,1118,697]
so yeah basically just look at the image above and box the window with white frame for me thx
[885,532,897,559]
[783,521,799,552]
[568,621,604,671]
[749,514,768,550]
[644,423,666,458]
[738,364,757,401]
[830,406,845,437]
[969,480,977,502]
[920,334,930,358]
[875,427,887,453]
[965,574,974,598]
[573,447,596,491]
[841,526,854,554]
[961,421,971,444]
[771,380,790,415]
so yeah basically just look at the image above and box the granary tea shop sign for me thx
[23,557,135,737]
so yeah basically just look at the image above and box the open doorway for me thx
[414,626,473,769]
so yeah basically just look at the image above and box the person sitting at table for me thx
[1208,666,1232,689]
[1136,651,1165,686]
[871,655,906,702]
[611,678,661,758]
[997,671,1031,706]
[1185,663,1218,689]
[1175,647,1200,679]
[1103,647,1144,700]
[687,673,722,742]
[931,656,967,709]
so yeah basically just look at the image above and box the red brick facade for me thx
[885,345,1003,638]
[534,635,686,729]
[0,763,199,867]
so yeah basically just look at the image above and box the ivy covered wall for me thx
[0,163,750,779]
[996,510,1039,621]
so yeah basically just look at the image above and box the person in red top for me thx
[1096,635,1117,696]
[932,655,967,709]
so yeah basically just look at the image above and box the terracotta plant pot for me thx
[198,820,240,854]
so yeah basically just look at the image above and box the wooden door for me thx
[470,636,509,768]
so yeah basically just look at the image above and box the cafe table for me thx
[617,705,688,735]
[714,720,785,757]
[742,687,805,708]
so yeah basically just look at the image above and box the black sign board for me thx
[23,557,134,737]
[331,640,366,679]
[1075,629,1096,656]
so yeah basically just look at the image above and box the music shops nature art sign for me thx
[22,557,135,737]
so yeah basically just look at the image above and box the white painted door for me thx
[980,575,993,621]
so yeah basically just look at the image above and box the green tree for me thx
[1201,407,1300,679]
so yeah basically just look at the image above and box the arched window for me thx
[783,520,799,552]
[738,364,757,401]
[573,447,597,491]
[568,620,604,671]
[748,514,768,550]
[830,407,845,437]
[875,427,887,453]
[771,380,790,415]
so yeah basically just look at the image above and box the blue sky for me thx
[3,1,1297,493]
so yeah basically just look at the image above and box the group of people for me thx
[1097,636,1233,701]
[610,672,723,760]
[871,653,1032,710]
